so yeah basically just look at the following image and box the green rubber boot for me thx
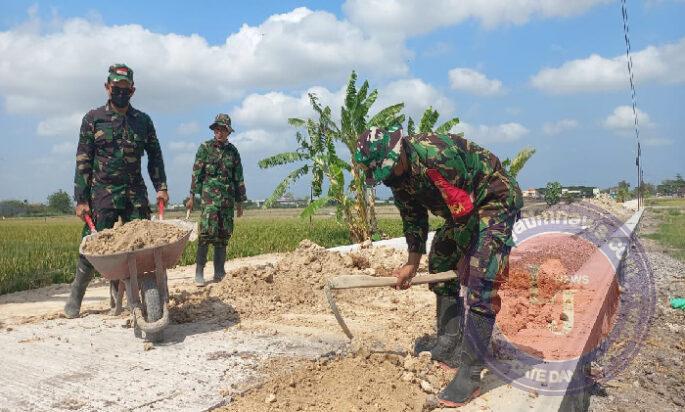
[64,257,94,319]
[438,312,495,407]
[195,243,208,287]
[213,245,226,282]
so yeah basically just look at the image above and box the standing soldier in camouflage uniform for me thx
[65,64,169,318]
[186,114,246,286]
[355,126,522,407]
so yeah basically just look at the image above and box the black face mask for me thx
[110,86,132,108]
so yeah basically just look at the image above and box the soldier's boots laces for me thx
[64,258,95,319]
[195,243,209,287]
[429,294,464,368]
[438,312,495,406]
[213,246,227,282]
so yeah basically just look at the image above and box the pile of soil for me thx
[169,240,434,349]
[581,194,633,221]
[81,220,188,255]
[220,351,453,412]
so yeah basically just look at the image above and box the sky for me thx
[1,0,683,204]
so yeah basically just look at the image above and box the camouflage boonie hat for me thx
[209,113,234,133]
[108,64,134,83]
[354,126,403,186]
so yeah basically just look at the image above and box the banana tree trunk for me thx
[366,187,378,236]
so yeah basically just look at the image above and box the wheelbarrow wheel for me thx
[140,274,164,343]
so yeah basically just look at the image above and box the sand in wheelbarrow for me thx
[81,219,188,255]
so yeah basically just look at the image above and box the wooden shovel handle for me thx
[327,270,457,290]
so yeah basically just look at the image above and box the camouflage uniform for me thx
[66,64,167,318]
[190,115,246,247]
[190,140,246,246]
[356,128,522,318]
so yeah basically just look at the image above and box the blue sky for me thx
[1,0,683,203]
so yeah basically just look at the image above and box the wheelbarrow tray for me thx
[79,223,192,281]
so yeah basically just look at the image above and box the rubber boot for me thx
[213,245,226,282]
[64,256,95,319]
[195,243,208,287]
[429,294,464,368]
[438,312,495,407]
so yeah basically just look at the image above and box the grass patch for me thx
[643,209,685,262]
[645,197,685,208]
[1,213,442,295]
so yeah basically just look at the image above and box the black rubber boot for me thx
[429,294,464,368]
[195,243,208,287]
[64,256,94,319]
[213,245,226,282]
[438,312,495,407]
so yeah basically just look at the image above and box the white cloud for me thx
[531,37,685,94]
[603,106,653,132]
[36,113,82,137]
[376,78,455,122]
[232,87,344,131]
[176,122,200,136]
[343,0,610,38]
[231,78,455,135]
[231,129,290,153]
[451,122,529,143]
[169,141,196,152]
[448,68,503,96]
[0,8,408,118]
[542,119,578,135]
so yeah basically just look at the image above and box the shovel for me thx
[324,270,458,339]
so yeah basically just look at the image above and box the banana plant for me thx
[406,106,460,136]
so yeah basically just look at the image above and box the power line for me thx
[621,0,643,208]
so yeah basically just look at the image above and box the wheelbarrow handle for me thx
[84,214,97,233]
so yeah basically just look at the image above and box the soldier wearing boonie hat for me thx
[187,113,246,287]
[355,126,522,407]
[66,63,169,320]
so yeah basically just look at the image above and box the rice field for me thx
[0,209,442,295]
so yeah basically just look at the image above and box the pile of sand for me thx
[81,219,188,255]
[220,351,453,412]
[169,240,435,348]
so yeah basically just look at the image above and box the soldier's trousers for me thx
[198,205,234,247]
[429,211,517,318]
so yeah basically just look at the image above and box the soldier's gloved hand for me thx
[236,203,243,218]
[393,263,418,290]
[156,190,169,206]
[75,202,90,221]
[186,197,194,212]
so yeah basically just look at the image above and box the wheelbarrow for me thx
[79,204,191,342]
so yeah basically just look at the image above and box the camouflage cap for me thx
[209,113,234,133]
[107,64,134,83]
[354,126,403,186]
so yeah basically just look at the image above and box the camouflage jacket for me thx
[190,139,247,208]
[388,133,523,254]
[73,102,167,210]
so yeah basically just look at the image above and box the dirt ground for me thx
[2,200,675,411]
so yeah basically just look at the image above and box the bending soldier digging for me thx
[65,64,169,319]
[187,114,246,287]
[355,126,522,407]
